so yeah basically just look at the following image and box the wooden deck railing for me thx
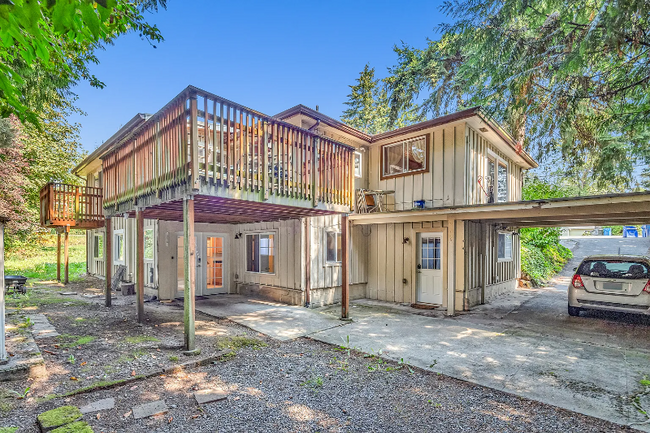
[39,183,104,229]
[102,86,355,210]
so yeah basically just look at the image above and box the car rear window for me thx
[577,260,650,279]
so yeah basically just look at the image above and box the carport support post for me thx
[64,226,70,285]
[136,210,145,323]
[105,217,112,308]
[183,196,197,353]
[341,214,350,319]
[56,231,61,282]
[446,218,456,316]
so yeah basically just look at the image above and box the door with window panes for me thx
[416,233,443,305]
[176,233,228,298]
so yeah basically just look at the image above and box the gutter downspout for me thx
[308,120,321,132]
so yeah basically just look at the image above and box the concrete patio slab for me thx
[194,295,348,341]
[79,398,115,414]
[311,303,650,431]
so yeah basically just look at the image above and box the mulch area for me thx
[0,277,637,432]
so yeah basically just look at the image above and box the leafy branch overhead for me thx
[0,0,166,125]
[346,0,650,184]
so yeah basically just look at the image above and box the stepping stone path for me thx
[132,400,168,419]
[29,314,60,340]
[79,398,115,414]
[194,389,228,404]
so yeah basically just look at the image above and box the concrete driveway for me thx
[311,236,650,430]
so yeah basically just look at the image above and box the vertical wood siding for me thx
[366,220,447,305]
[308,215,367,289]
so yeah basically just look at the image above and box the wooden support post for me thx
[341,214,350,319]
[105,218,112,308]
[56,232,61,282]
[304,218,311,308]
[446,218,456,316]
[64,226,70,285]
[183,196,197,353]
[136,210,145,323]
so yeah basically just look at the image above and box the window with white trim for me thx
[381,135,428,179]
[354,151,362,178]
[326,231,342,263]
[114,231,125,264]
[497,162,508,202]
[144,229,154,260]
[93,233,104,259]
[498,232,513,261]
[246,233,275,274]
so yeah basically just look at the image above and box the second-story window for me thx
[487,157,508,203]
[497,163,508,202]
[354,152,362,178]
[381,135,428,179]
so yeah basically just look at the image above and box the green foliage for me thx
[216,336,267,352]
[0,0,165,124]
[375,0,650,183]
[5,233,86,280]
[520,175,573,285]
[341,64,423,134]
[57,335,96,349]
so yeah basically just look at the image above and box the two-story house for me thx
[40,85,537,350]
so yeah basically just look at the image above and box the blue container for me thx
[643,225,650,238]
[623,226,638,238]
[413,200,426,209]
[603,228,612,236]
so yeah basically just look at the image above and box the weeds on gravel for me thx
[57,335,96,349]
[427,400,442,408]
[219,351,237,362]
[329,356,349,372]
[124,336,160,344]
[216,336,267,351]
[168,356,179,362]
[6,290,87,311]
[301,375,324,390]
[116,349,148,363]
[18,317,33,328]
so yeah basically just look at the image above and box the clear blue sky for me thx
[70,0,445,153]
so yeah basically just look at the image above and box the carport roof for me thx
[349,191,650,227]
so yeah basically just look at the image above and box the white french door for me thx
[416,232,444,305]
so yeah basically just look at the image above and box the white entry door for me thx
[176,233,228,298]
[416,233,443,305]
[202,234,228,295]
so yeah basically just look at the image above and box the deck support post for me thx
[136,210,145,323]
[446,218,456,316]
[304,218,311,308]
[56,232,61,282]
[64,226,70,285]
[341,214,350,319]
[105,217,112,308]
[183,196,197,353]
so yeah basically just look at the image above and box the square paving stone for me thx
[79,398,115,414]
[194,389,228,404]
[132,400,168,419]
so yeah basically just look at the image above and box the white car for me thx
[568,255,650,316]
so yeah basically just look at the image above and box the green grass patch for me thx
[168,355,179,362]
[6,290,87,310]
[56,335,96,349]
[5,234,86,282]
[123,336,160,344]
[116,349,148,363]
[216,336,267,352]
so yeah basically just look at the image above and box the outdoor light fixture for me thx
[479,127,489,133]
[403,237,410,244]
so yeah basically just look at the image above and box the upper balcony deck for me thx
[101,86,355,222]
[40,183,104,229]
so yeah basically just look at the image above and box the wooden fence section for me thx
[40,183,104,229]
[102,86,355,211]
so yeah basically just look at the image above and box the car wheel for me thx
[568,304,581,317]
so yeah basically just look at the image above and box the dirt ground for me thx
[0,278,638,432]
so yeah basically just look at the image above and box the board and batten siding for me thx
[464,221,520,308]
[307,215,367,306]
[369,122,467,210]
[366,220,451,306]
[465,125,523,205]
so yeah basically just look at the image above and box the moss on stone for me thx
[50,421,94,433]
[37,406,82,430]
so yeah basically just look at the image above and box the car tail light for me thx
[644,280,650,293]
[572,274,585,288]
